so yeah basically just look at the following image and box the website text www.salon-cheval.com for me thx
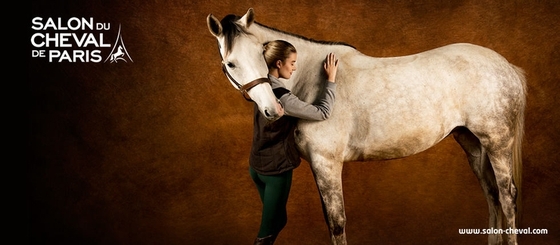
[459,227,548,235]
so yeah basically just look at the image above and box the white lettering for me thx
[31,17,43,30]
[31,33,44,47]
[32,17,95,30]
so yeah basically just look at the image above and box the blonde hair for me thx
[263,40,297,69]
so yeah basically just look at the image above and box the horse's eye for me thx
[227,62,235,68]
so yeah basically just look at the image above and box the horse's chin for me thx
[260,105,283,122]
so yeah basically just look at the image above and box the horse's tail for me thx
[512,65,527,225]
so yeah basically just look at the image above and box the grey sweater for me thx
[270,75,337,120]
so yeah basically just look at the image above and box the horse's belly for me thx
[295,111,457,162]
[344,129,446,161]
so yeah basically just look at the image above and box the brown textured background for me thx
[28,0,559,244]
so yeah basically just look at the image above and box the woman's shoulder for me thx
[268,75,287,90]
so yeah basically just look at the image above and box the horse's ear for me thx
[207,14,222,37]
[239,8,255,28]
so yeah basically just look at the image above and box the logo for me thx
[104,25,133,63]
[30,17,133,63]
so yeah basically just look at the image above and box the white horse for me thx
[110,46,125,63]
[207,9,526,245]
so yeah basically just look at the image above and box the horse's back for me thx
[340,43,524,126]
[348,43,514,76]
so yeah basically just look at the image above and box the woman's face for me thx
[278,52,297,79]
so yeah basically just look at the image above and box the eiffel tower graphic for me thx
[105,24,133,63]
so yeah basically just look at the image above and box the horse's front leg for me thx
[310,154,347,245]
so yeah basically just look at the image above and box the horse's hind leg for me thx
[309,154,347,245]
[453,127,503,245]
[486,145,519,245]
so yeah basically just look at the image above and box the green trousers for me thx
[249,167,293,238]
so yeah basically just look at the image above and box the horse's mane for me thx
[220,14,356,51]
[254,22,356,49]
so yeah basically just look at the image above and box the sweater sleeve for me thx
[279,81,337,120]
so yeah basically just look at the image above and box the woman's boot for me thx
[253,234,277,245]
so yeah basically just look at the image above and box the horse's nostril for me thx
[264,109,271,118]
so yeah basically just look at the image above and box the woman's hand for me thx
[324,53,339,83]
[275,99,285,117]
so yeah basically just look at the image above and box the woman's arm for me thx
[280,81,336,120]
[277,53,339,121]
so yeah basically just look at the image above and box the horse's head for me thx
[207,8,283,121]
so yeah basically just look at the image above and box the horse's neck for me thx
[254,24,347,102]
[291,49,328,102]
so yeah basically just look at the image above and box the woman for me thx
[250,40,338,245]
